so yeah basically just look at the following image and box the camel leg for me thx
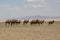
[11,23,12,26]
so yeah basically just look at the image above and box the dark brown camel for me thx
[30,20,37,25]
[16,20,21,24]
[37,20,44,25]
[23,19,29,25]
[5,20,11,26]
[11,19,18,25]
[5,19,20,26]
[48,20,55,25]
[30,19,44,25]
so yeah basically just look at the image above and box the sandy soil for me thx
[0,21,60,40]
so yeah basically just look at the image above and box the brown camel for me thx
[48,20,55,25]
[37,20,44,25]
[5,19,11,26]
[5,19,21,26]
[11,19,18,25]
[23,19,29,25]
[30,20,37,25]
[30,19,44,25]
[16,20,21,24]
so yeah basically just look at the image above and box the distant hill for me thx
[0,15,60,22]
[0,15,60,20]
[19,15,60,19]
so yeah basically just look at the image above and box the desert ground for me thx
[0,20,60,40]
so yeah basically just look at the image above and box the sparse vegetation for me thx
[0,21,60,40]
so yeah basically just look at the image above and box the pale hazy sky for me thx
[0,0,60,19]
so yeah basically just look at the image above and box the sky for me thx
[0,0,60,19]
